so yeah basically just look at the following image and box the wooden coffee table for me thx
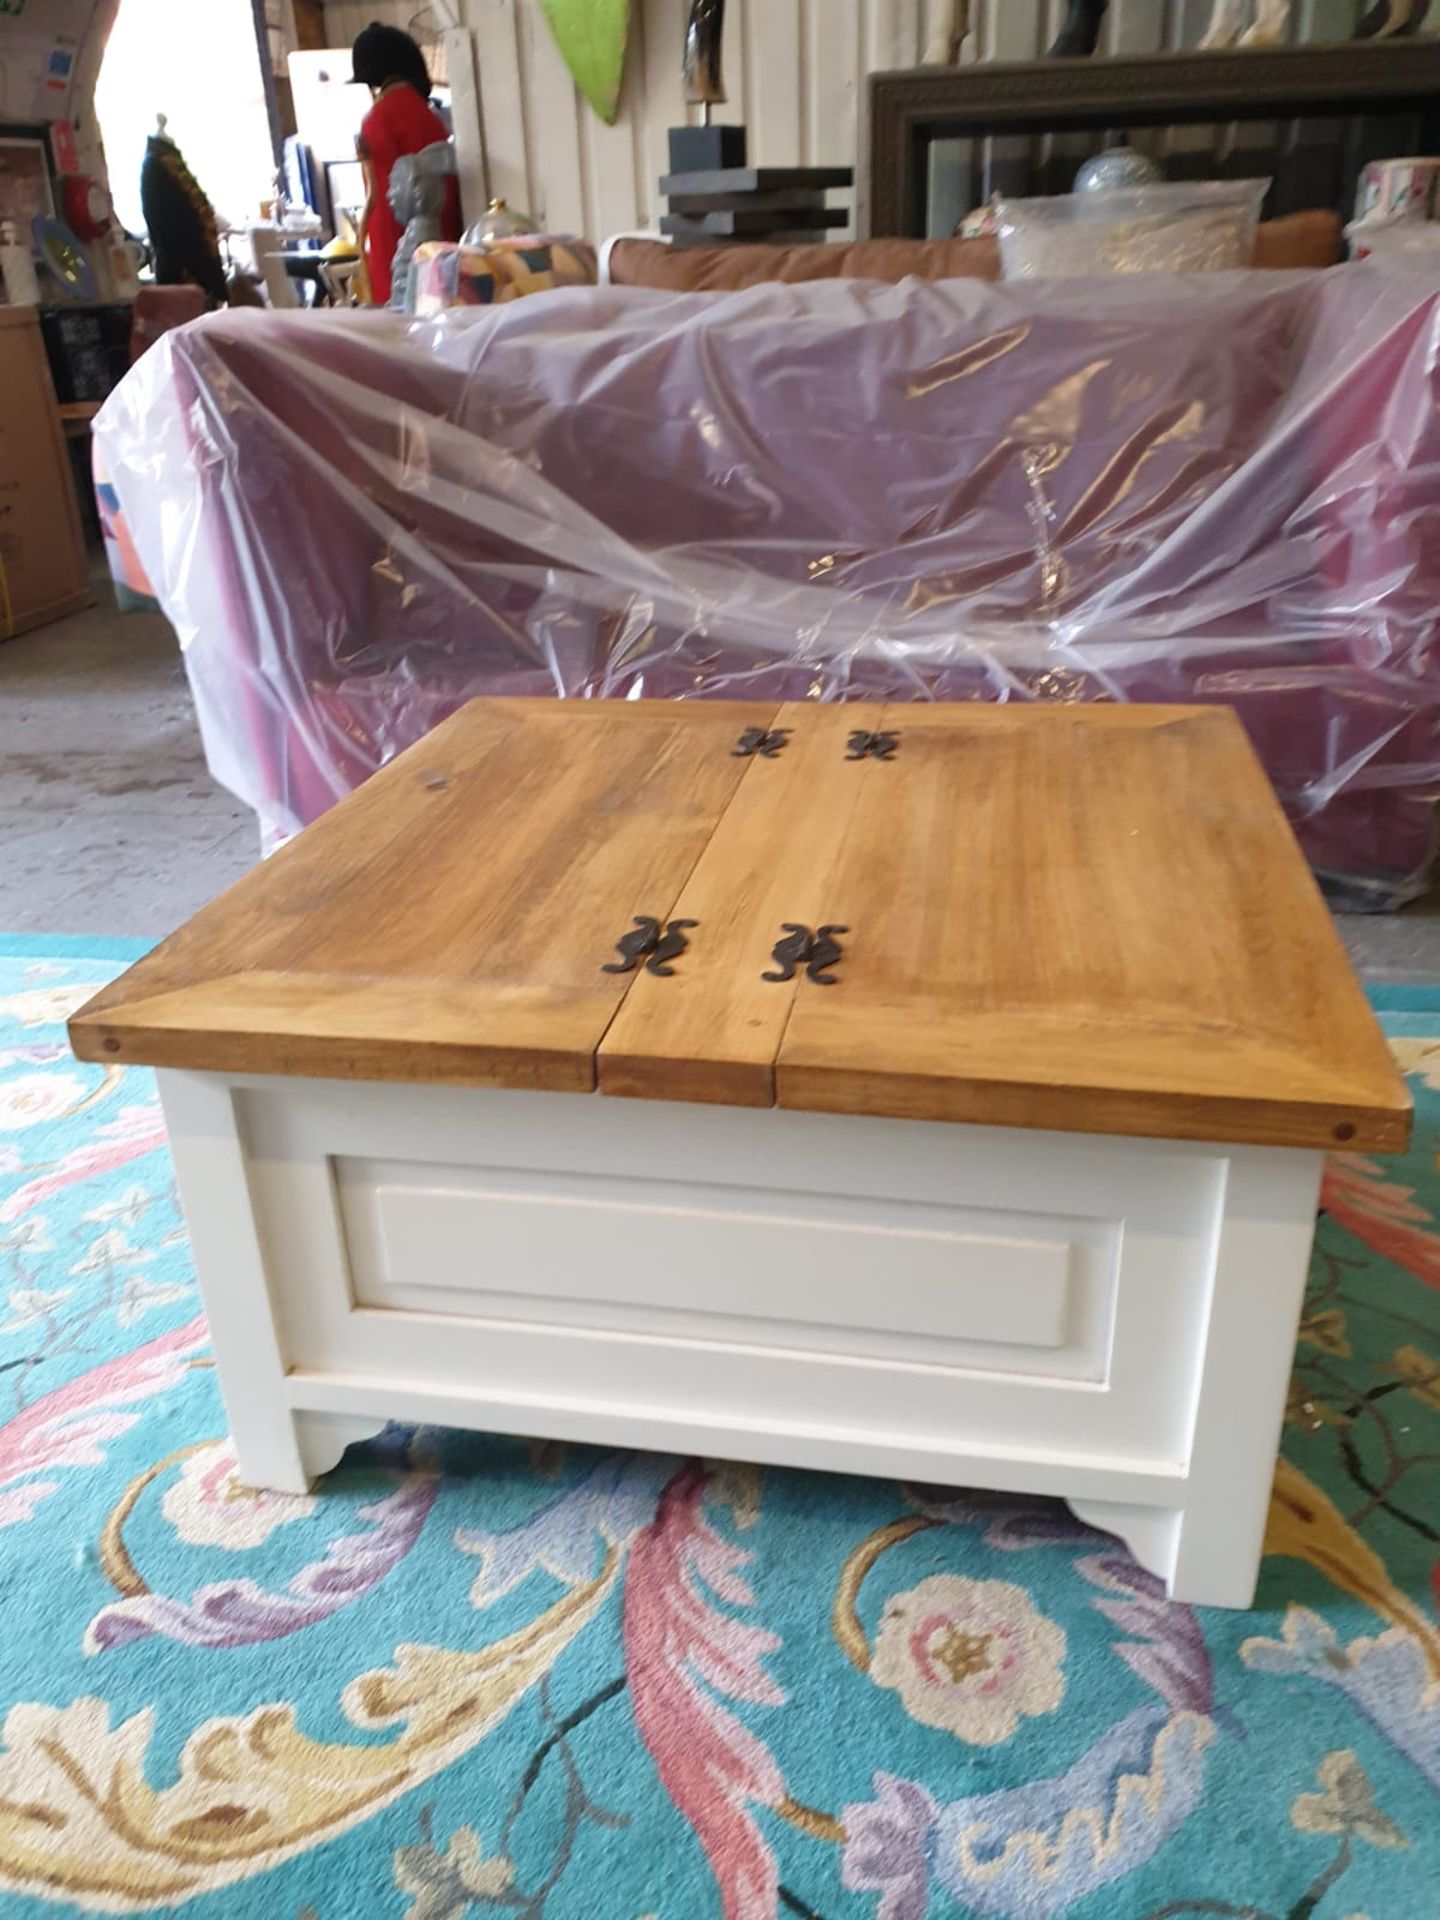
[70,700,1410,1608]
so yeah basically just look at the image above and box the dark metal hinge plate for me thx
[762,923,848,985]
[846,729,899,761]
[603,916,699,977]
[732,727,792,759]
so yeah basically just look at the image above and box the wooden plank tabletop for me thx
[773,703,1410,1151]
[70,700,777,1091]
[599,704,877,1107]
[70,697,1411,1151]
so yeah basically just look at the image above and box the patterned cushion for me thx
[409,237,598,314]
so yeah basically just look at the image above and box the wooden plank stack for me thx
[660,126,853,247]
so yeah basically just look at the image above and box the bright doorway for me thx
[94,0,276,235]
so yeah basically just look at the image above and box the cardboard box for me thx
[0,306,93,641]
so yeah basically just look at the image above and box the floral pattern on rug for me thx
[0,945,1437,1920]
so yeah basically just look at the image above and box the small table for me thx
[70,700,1410,1608]
[279,249,356,307]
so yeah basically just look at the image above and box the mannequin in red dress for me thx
[351,24,459,305]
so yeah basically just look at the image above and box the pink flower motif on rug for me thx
[0,1312,208,1528]
[1323,1154,1440,1291]
[870,1574,1066,1746]
[0,1104,169,1224]
[164,1440,318,1550]
[623,1462,786,1920]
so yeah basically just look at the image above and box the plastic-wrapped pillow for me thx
[997,180,1270,280]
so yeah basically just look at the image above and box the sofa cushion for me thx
[607,210,1341,289]
[609,232,1003,288]
[1251,208,1343,269]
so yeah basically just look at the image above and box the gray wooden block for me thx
[661,207,848,237]
[659,166,855,196]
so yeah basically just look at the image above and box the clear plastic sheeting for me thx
[94,269,1440,906]
[996,179,1268,279]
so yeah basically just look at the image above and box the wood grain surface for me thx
[71,698,1410,1151]
[70,700,775,1089]
[599,705,875,1106]
[775,704,1410,1151]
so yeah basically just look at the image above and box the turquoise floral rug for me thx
[1,936,1438,1920]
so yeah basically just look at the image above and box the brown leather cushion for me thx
[608,233,1002,290]
[607,210,1342,291]
[1251,209,1343,269]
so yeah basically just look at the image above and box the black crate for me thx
[38,302,134,405]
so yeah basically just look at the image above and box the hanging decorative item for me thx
[1200,0,1293,46]
[1048,0,1109,56]
[683,0,725,111]
[922,0,972,65]
[1353,0,1431,33]
[668,0,747,175]
[1200,1,1246,46]
[535,0,633,125]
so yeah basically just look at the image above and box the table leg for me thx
[157,1069,385,1492]
[1077,1145,1323,1608]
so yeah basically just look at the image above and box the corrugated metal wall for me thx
[322,0,1356,237]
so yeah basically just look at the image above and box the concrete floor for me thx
[4,585,1440,976]
[1,591,255,938]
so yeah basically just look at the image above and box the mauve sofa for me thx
[96,265,1440,905]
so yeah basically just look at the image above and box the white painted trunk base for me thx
[158,1068,1323,1609]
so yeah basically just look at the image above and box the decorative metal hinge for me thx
[732,727,791,759]
[602,916,699,977]
[846,729,899,761]
[762,923,848,986]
